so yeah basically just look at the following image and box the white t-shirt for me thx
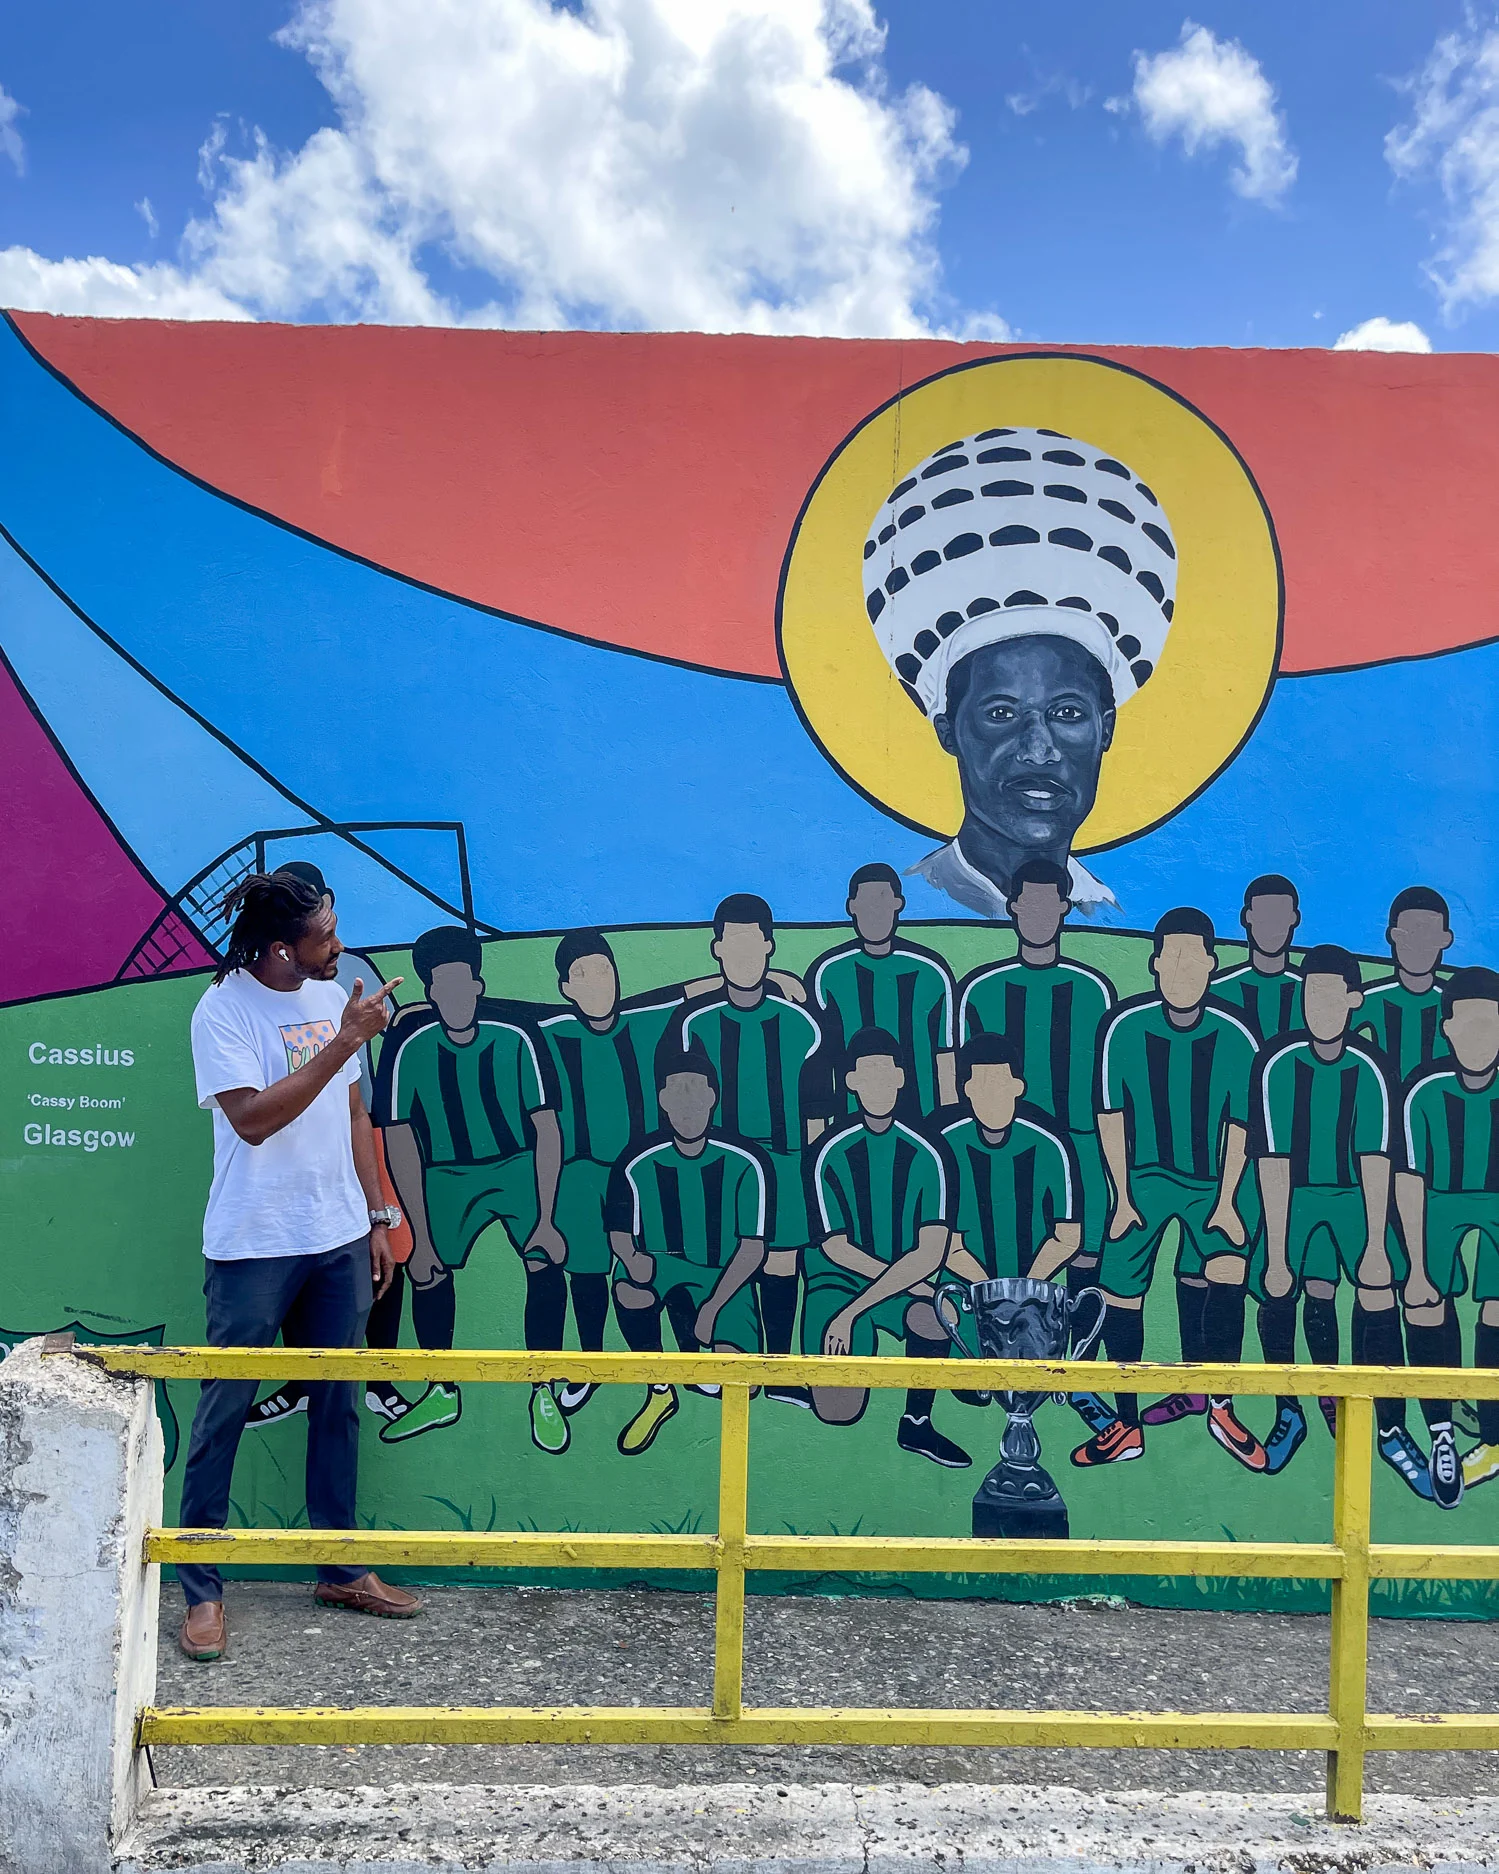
[191,971,367,1261]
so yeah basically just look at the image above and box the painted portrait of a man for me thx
[861,428,1178,917]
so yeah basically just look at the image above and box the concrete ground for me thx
[151,1581,1499,1796]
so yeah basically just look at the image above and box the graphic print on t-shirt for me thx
[279,1018,337,1072]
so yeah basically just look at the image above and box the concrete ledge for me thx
[114,1780,1499,1872]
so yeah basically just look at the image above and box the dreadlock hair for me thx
[214,871,325,984]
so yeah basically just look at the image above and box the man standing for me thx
[1212,875,1304,1046]
[608,1046,768,1453]
[956,859,1113,1295]
[1356,888,1455,1086]
[1087,908,1261,1471]
[942,1034,1082,1284]
[181,871,420,1661]
[1394,966,1499,1506]
[809,862,957,1121]
[1254,945,1429,1499]
[679,894,832,1405]
[374,927,565,1451]
[803,1027,966,1466]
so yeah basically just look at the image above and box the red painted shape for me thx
[15,314,1499,679]
[0,658,210,1002]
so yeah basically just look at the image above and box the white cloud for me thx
[2,1,982,336]
[1127,20,1296,205]
[135,196,159,240]
[0,81,25,176]
[1387,21,1499,312]
[1333,315,1432,353]
[0,248,250,320]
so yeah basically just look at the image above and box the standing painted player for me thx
[809,862,957,1120]
[1394,967,1499,1506]
[1212,875,1304,1045]
[1088,908,1262,1471]
[679,894,832,1408]
[1356,888,1454,1085]
[607,1045,768,1453]
[942,1034,1082,1285]
[957,858,1113,1296]
[803,1027,967,1466]
[534,930,687,1439]
[374,927,564,1448]
[1254,945,1428,1498]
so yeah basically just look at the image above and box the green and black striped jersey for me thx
[812,1119,948,1264]
[1252,1038,1390,1189]
[1099,997,1257,1181]
[375,1007,546,1165]
[679,992,830,1153]
[942,1112,1076,1279]
[810,940,954,1118]
[537,992,684,1165]
[1211,963,1303,1046]
[606,1134,769,1268]
[1355,979,1450,1086]
[1401,1068,1499,1195]
[956,957,1113,1135]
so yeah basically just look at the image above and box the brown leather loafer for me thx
[313,1572,424,1619]
[179,1600,226,1661]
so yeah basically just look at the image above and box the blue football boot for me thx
[1069,1390,1116,1434]
[1378,1423,1435,1500]
[1262,1398,1308,1474]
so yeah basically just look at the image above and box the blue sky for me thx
[1,0,1495,350]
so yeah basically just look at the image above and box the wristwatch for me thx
[368,1204,403,1229]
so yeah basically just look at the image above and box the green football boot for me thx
[529,1382,570,1455]
[379,1380,462,1443]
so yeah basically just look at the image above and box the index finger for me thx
[370,977,405,1003]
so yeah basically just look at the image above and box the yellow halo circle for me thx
[776,353,1282,851]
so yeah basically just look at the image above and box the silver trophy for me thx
[935,1275,1106,1539]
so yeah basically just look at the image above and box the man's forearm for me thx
[1360,1153,1392,1264]
[1393,1170,1429,1281]
[1215,1123,1248,1214]
[382,1123,432,1246]
[818,1232,885,1280]
[221,1034,361,1145]
[842,1226,948,1322]
[350,1097,384,1210]
[1097,1110,1130,1207]
[532,1109,563,1223]
[707,1236,766,1314]
[1259,1156,1291,1264]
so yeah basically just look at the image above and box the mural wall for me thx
[6,312,1499,1609]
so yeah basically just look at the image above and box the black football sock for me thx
[1257,1295,1299,1415]
[1202,1283,1247,1394]
[664,1285,701,1353]
[569,1272,610,1351]
[1406,1313,1459,1431]
[410,1274,456,1352]
[365,1261,405,1350]
[1476,1321,1499,1444]
[1302,1293,1340,1368]
[757,1272,799,1356]
[523,1261,568,1352]
[1066,1254,1101,1298]
[1103,1305,1145,1427]
[904,1332,950,1421]
[614,1295,664,1355]
[1175,1278,1209,1365]
[1353,1296,1407,1437]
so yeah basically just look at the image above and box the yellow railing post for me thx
[1326,1392,1373,1823]
[713,1384,750,1721]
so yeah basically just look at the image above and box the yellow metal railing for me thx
[80,1346,1499,1824]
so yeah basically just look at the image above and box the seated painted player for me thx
[942,1033,1082,1285]
[533,930,691,1450]
[802,1026,968,1468]
[607,1045,768,1455]
[1253,945,1428,1498]
[1394,966,1499,1506]
[809,862,957,1121]
[1356,888,1454,1086]
[1089,908,1262,1472]
[373,926,563,1445]
[956,858,1112,1297]
[1212,875,1304,1046]
[679,894,833,1407]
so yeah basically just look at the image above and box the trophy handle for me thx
[933,1279,974,1357]
[1067,1286,1108,1361]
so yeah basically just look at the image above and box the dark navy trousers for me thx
[177,1236,372,1606]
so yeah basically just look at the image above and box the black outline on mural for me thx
[0,311,783,689]
[0,521,491,962]
[773,349,1288,853]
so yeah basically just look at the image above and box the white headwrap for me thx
[862,428,1178,718]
